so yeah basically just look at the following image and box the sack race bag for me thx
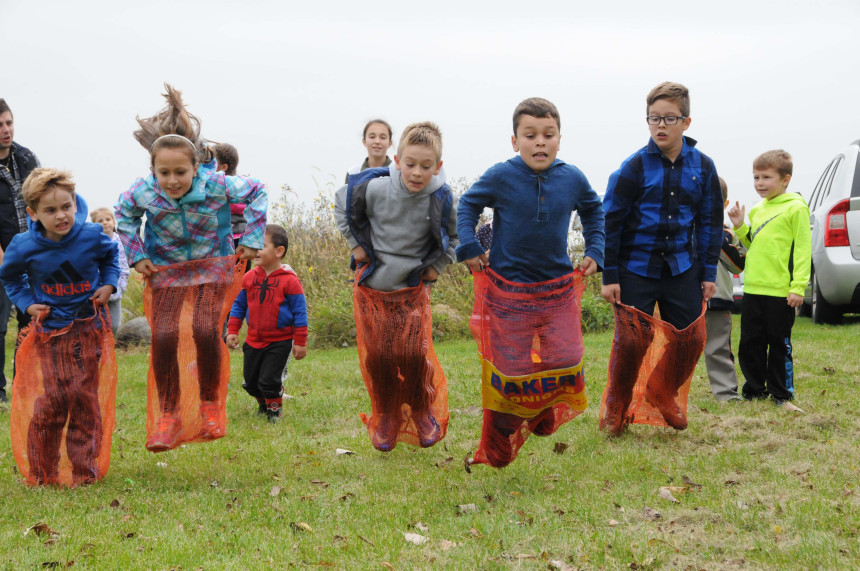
[354,274,448,451]
[469,269,588,468]
[11,305,117,487]
[143,256,244,452]
[599,303,707,435]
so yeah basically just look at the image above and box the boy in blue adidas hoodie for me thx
[0,168,119,484]
[334,122,459,452]
[456,97,605,466]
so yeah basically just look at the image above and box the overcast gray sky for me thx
[4,0,860,216]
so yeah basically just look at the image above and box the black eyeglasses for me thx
[646,115,686,126]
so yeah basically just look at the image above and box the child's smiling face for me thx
[153,147,196,200]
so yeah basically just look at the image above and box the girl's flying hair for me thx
[134,83,215,166]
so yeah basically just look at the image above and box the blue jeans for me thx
[0,287,32,391]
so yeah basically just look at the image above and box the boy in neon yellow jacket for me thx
[728,150,810,409]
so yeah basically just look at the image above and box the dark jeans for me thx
[242,339,292,400]
[739,293,796,402]
[618,263,703,329]
[0,287,32,391]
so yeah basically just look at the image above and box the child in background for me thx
[226,224,307,422]
[344,119,393,183]
[728,150,810,412]
[334,121,458,452]
[115,84,267,451]
[456,97,605,467]
[91,207,129,336]
[0,168,119,484]
[704,178,745,402]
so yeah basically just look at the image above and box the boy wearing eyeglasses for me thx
[600,81,724,436]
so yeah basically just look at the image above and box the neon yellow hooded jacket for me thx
[734,192,811,297]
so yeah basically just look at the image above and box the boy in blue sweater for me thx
[0,168,119,484]
[456,97,605,466]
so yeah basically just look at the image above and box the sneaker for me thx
[644,381,687,431]
[146,415,182,452]
[256,396,267,415]
[265,398,282,424]
[413,410,442,448]
[0,389,7,403]
[369,414,398,452]
[199,401,225,440]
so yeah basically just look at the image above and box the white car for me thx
[798,140,860,323]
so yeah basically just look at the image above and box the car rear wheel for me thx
[811,273,842,324]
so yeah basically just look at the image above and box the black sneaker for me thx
[266,408,281,424]
[0,389,7,403]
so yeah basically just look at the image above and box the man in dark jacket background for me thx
[0,98,40,402]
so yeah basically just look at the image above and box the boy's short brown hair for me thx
[718,177,728,203]
[646,82,690,117]
[213,143,239,176]
[753,149,793,177]
[22,168,76,209]
[266,224,289,259]
[512,98,560,134]
[397,122,443,162]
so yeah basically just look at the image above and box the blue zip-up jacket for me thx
[0,194,121,330]
[456,155,605,283]
[602,136,723,285]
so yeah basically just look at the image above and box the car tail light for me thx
[825,199,850,247]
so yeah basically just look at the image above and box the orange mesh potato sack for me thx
[469,269,588,468]
[599,303,706,435]
[143,256,244,452]
[11,306,117,487]
[354,275,448,452]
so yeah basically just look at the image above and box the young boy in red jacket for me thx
[226,224,308,422]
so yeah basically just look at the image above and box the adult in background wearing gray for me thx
[0,98,39,402]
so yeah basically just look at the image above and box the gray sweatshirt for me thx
[334,164,459,291]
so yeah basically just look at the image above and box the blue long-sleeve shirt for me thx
[456,155,605,283]
[602,137,723,285]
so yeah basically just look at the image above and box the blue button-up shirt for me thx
[602,136,723,285]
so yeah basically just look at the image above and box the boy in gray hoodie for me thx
[334,122,459,451]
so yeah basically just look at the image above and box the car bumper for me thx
[813,246,860,305]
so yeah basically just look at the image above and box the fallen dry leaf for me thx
[28,523,59,537]
[290,522,313,533]
[549,560,575,571]
[515,509,534,526]
[120,514,132,522]
[463,453,472,474]
[381,563,395,570]
[310,479,329,487]
[468,527,482,538]
[413,522,429,532]
[335,448,355,456]
[552,442,569,454]
[438,539,457,551]
[435,457,454,468]
[358,535,375,547]
[658,487,680,503]
[270,486,281,497]
[609,519,621,526]
[403,532,428,545]
[457,504,478,513]
[109,499,121,509]
[682,476,702,489]
[642,506,661,520]
[339,492,355,502]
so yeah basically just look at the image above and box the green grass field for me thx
[1,315,858,570]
